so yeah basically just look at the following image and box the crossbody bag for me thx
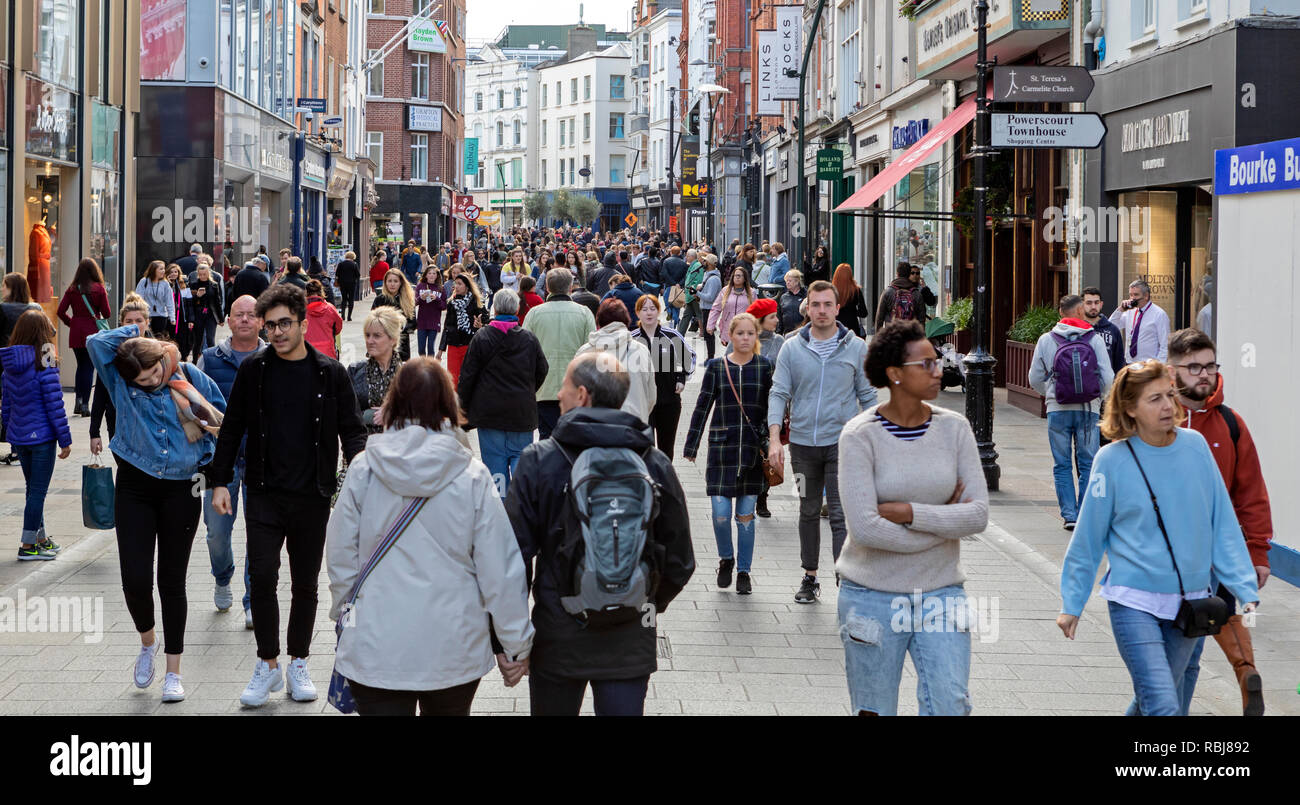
[82,293,110,331]
[721,358,783,487]
[1125,440,1228,637]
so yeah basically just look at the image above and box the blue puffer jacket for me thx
[0,345,72,448]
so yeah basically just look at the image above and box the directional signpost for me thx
[992,66,1095,104]
[991,112,1106,149]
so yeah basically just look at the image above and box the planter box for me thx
[1004,339,1046,418]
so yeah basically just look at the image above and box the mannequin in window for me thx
[29,214,53,303]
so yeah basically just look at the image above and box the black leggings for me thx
[338,282,357,319]
[114,457,201,655]
[647,394,682,458]
[349,678,480,716]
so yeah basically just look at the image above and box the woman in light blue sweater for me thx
[1058,359,1258,716]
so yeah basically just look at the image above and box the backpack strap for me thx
[1219,405,1240,447]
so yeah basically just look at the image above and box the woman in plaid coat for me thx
[683,313,772,596]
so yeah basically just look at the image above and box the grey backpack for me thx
[556,445,661,628]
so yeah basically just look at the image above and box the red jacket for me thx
[305,297,343,359]
[518,291,545,324]
[56,283,111,348]
[1182,374,1273,567]
[370,260,390,287]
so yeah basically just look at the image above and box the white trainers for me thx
[133,641,160,688]
[285,658,318,702]
[161,672,185,702]
[214,584,233,612]
[239,660,284,707]
[244,609,254,630]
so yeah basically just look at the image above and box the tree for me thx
[551,188,573,224]
[571,194,602,227]
[523,192,550,225]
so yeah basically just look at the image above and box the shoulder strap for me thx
[1219,405,1239,447]
[721,359,766,443]
[1124,440,1185,597]
[341,497,429,617]
[81,293,102,320]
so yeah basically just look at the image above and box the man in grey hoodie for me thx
[767,281,878,603]
[1027,294,1114,530]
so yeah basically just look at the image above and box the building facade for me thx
[629,1,682,232]
[465,44,531,230]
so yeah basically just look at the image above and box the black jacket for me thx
[458,321,548,432]
[504,407,694,679]
[639,257,664,287]
[836,287,870,338]
[587,264,618,295]
[334,260,361,288]
[481,260,503,293]
[777,287,807,334]
[630,324,693,401]
[231,266,270,310]
[662,256,689,286]
[211,343,367,497]
[307,270,336,304]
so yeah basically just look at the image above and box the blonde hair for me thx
[729,312,761,353]
[1099,360,1185,440]
[119,292,150,325]
[380,269,416,318]
[364,306,406,344]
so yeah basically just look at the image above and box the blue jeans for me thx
[662,286,680,328]
[1108,600,1203,716]
[204,461,251,611]
[1047,410,1099,522]
[477,429,534,498]
[14,441,55,544]
[838,580,972,716]
[417,328,439,356]
[711,495,757,572]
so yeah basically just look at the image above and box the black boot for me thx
[756,492,771,518]
[716,558,735,589]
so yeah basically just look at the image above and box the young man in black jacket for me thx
[211,284,367,708]
[505,351,694,716]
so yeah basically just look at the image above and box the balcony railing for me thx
[628,114,649,135]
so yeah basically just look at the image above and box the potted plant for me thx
[1005,304,1060,418]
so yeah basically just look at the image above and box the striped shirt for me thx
[874,412,931,441]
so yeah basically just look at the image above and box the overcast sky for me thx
[465,0,632,47]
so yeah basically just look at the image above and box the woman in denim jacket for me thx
[87,324,226,704]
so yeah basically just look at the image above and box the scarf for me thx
[160,342,223,442]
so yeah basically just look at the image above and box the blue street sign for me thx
[1215,136,1300,195]
[298,98,327,113]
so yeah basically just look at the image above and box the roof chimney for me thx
[567,25,598,60]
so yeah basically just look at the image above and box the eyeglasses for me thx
[900,358,942,372]
[1174,362,1220,376]
[264,317,301,333]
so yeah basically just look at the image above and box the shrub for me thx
[1007,304,1059,343]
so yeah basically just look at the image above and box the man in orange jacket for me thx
[1170,327,1273,716]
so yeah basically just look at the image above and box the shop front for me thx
[849,111,891,300]
[299,145,328,268]
[886,88,946,315]
[256,109,293,264]
[326,154,357,269]
[769,139,796,249]
[24,75,79,306]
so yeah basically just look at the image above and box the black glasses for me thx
[1174,362,1220,376]
[900,358,942,373]
[264,317,301,333]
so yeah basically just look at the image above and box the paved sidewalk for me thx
[0,314,1295,715]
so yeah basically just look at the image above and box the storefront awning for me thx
[834,90,985,213]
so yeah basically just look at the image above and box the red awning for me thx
[834,90,986,212]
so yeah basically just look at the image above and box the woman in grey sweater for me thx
[836,319,989,715]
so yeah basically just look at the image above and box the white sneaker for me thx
[285,658,318,702]
[244,609,254,630]
[239,660,284,707]
[133,641,160,688]
[161,672,185,702]
[214,584,233,612]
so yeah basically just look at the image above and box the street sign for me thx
[321,115,343,127]
[816,148,843,180]
[991,112,1106,149]
[625,212,638,227]
[476,210,502,226]
[578,167,591,177]
[680,181,710,198]
[993,66,1095,104]
[298,98,327,113]
[669,215,678,233]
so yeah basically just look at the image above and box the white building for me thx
[629,4,682,230]
[466,44,532,229]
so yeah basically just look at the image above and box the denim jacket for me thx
[87,324,227,479]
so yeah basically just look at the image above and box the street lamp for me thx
[793,0,830,275]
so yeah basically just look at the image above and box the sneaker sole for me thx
[288,688,319,702]
[17,554,56,561]
[161,691,185,703]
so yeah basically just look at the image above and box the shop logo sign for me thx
[261,148,292,174]
[36,83,69,137]
[151,201,258,248]
[1121,109,1190,153]
[892,119,930,150]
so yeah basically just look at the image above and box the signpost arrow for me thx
[991,112,1106,149]
[992,66,1095,104]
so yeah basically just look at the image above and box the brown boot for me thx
[1212,614,1264,716]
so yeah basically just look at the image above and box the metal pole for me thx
[668,94,676,241]
[963,0,1001,490]
[706,97,715,247]
[794,0,830,274]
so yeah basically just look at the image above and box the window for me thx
[1133,0,1156,36]
[610,75,625,99]
[368,0,384,11]
[541,159,547,186]
[556,81,561,104]
[477,161,484,187]
[837,1,861,116]
[541,120,548,146]
[609,113,625,139]
[513,119,521,146]
[610,154,625,184]
[542,84,547,106]
[411,53,429,100]
[584,75,591,100]
[475,91,482,110]
[583,113,591,140]
[367,49,384,96]
[570,78,578,102]
[411,134,428,181]
[512,157,523,188]
[515,87,522,106]
[366,132,383,180]
[569,118,575,144]
[569,158,575,185]
[1144,0,1155,30]
[560,118,566,146]
[496,120,504,147]
[497,89,505,108]
[583,155,591,184]
[413,0,431,13]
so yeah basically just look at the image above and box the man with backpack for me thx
[1168,327,1273,716]
[1027,294,1114,530]
[874,262,934,330]
[504,351,695,716]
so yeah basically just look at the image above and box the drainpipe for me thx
[1083,0,1105,71]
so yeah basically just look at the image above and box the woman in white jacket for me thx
[326,357,534,716]
[575,297,657,424]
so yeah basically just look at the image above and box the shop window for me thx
[34,0,80,91]
[1119,190,1178,321]
[891,163,942,310]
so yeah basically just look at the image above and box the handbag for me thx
[1125,440,1229,637]
[721,358,783,487]
[81,458,116,530]
[327,496,429,713]
[82,293,110,332]
[668,284,687,309]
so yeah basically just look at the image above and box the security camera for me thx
[199,57,209,68]
[305,111,314,122]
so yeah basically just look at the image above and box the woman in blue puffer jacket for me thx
[0,309,72,561]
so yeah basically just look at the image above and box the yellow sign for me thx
[475,210,502,226]
[680,182,710,197]
[625,212,638,227]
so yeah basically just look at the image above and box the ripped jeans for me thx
[711,495,757,573]
[837,579,972,716]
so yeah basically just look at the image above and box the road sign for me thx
[298,98,327,113]
[476,210,502,226]
[669,215,678,233]
[993,66,1095,104]
[816,148,843,180]
[625,212,638,227]
[991,112,1106,149]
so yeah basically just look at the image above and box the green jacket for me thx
[521,296,597,401]
[683,260,704,304]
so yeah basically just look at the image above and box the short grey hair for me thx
[1129,279,1151,296]
[545,268,573,295]
[567,352,629,409]
[492,288,520,316]
[685,248,698,262]
[190,243,202,255]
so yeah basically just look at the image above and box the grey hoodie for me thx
[1027,319,1115,413]
[698,268,722,309]
[767,322,877,447]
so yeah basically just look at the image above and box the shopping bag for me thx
[82,459,115,530]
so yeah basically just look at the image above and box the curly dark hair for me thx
[865,319,927,388]
[255,283,307,322]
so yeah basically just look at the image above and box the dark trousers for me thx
[350,678,480,716]
[245,490,332,660]
[72,346,94,405]
[189,319,217,362]
[528,671,650,716]
[114,458,201,654]
[338,281,357,320]
[537,400,562,440]
[14,441,55,540]
[701,323,716,361]
[149,316,170,339]
[647,394,682,458]
[788,442,847,572]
